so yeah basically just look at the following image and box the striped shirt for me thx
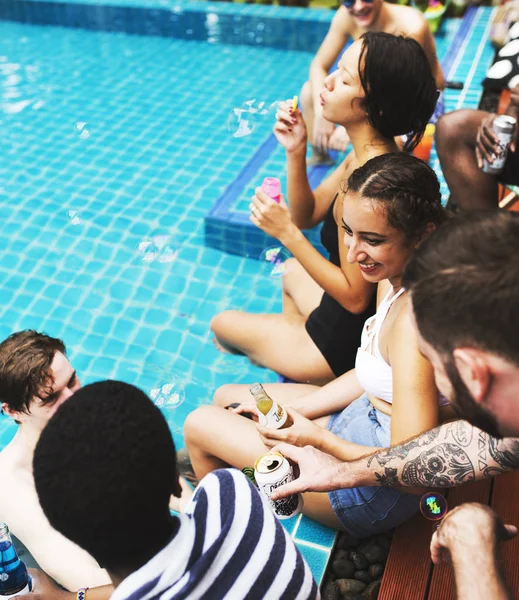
[112,469,319,600]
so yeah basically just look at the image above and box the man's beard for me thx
[444,359,503,438]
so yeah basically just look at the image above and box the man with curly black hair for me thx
[32,380,319,600]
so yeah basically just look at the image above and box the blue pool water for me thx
[0,19,321,448]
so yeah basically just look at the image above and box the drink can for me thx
[482,115,516,175]
[254,452,303,519]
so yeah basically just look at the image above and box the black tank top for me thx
[305,195,377,377]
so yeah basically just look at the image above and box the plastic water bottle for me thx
[0,524,31,598]
[261,177,282,203]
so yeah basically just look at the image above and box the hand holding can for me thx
[254,452,303,519]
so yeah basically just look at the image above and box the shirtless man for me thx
[0,330,113,598]
[302,0,445,163]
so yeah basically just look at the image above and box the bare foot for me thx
[307,151,336,167]
[169,477,194,514]
[328,126,350,152]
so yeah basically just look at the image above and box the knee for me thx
[300,80,312,113]
[184,405,215,447]
[210,310,237,339]
[435,110,474,150]
[213,384,234,407]
[282,258,301,293]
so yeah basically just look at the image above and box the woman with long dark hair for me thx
[211,32,439,385]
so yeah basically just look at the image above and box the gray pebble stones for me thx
[323,531,392,600]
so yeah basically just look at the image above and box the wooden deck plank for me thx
[427,480,492,600]
[491,471,519,600]
[378,509,436,600]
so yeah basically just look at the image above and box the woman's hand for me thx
[273,99,307,154]
[256,407,325,449]
[249,189,301,245]
[229,402,260,422]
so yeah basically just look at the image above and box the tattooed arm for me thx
[270,421,519,498]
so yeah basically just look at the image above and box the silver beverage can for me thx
[254,452,303,520]
[482,115,516,175]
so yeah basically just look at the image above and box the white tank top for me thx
[355,287,405,403]
[355,287,450,407]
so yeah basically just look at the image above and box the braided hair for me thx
[344,153,446,243]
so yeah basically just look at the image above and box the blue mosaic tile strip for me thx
[430,6,496,201]
[0,0,332,51]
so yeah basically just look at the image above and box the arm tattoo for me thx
[400,444,474,487]
[363,420,519,488]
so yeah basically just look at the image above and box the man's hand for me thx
[269,443,345,499]
[430,503,517,565]
[475,114,500,169]
[13,569,73,599]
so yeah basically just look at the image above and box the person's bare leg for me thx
[436,110,499,210]
[184,405,343,530]
[282,258,324,317]
[210,311,335,385]
[300,80,335,166]
[213,382,320,408]
[300,80,315,146]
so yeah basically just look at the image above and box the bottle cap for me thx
[261,177,282,202]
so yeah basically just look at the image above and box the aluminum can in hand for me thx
[482,115,516,175]
[254,452,303,520]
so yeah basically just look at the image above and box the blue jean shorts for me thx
[327,393,420,538]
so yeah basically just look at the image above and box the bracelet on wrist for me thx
[77,587,89,600]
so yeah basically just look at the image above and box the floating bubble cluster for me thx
[74,121,91,139]
[227,99,280,138]
[420,492,448,521]
[67,209,82,225]
[138,235,178,264]
[259,246,291,278]
[150,380,186,410]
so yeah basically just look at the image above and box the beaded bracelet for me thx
[77,588,89,600]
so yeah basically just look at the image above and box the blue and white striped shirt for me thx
[112,469,319,600]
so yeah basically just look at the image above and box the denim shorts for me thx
[327,393,420,538]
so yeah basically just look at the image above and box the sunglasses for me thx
[342,0,375,8]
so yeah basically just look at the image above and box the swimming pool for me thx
[0,0,496,581]
[0,7,329,449]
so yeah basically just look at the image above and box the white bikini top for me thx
[355,287,451,407]
[355,287,405,404]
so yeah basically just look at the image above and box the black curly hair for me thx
[33,380,179,571]
[358,32,439,151]
[345,152,446,243]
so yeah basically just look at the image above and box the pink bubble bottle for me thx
[261,177,282,203]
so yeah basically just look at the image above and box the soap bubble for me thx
[74,121,91,139]
[259,246,291,277]
[150,380,185,410]
[227,99,280,138]
[420,492,448,521]
[137,235,178,264]
[67,209,82,225]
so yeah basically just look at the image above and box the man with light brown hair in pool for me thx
[0,330,114,599]
[303,0,445,163]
